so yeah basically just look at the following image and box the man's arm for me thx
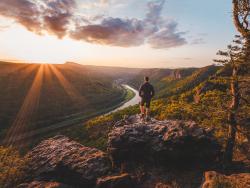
[151,85,155,98]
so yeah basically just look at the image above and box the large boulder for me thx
[201,171,250,188]
[24,135,111,187]
[108,116,220,166]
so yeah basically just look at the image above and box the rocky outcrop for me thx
[173,70,182,79]
[201,171,250,188]
[24,135,111,187]
[17,117,224,188]
[154,183,171,188]
[96,173,134,188]
[108,116,220,166]
[18,181,72,188]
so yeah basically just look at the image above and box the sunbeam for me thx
[4,65,44,147]
[49,64,84,103]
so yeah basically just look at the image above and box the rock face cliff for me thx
[17,116,249,188]
[108,116,220,167]
[24,135,111,187]
[201,171,250,188]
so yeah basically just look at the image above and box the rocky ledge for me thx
[18,181,71,188]
[24,135,111,187]
[18,116,249,188]
[108,115,221,166]
[201,171,250,188]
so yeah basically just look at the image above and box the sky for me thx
[0,0,237,68]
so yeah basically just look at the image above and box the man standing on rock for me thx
[139,76,155,121]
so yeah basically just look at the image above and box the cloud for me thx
[0,0,75,37]
[78,0,109,9]
[145,0,165,26]
[0,0,42,32]
[71,0,187,48]
[42,0,76,38]
[191,38,206,45]
[71,17,145,47]
[0,0,187,49]
[148,22,187,49]
[143,0,187,48]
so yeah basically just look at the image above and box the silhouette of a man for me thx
[139,76,155,121]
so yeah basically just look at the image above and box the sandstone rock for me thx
[114,115,140,127]
[154,183,171,188]
[201,171,250,188]
[24,135,111,187]
[96,173,134,188]
[18,181,72,188]
[108,116,220,166]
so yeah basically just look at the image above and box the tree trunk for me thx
[224,112,237,164]
[246,37,250,64]
[224,67,240,165]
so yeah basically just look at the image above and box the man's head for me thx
[144,76,149,82]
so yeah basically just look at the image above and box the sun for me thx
[0,24,85,64]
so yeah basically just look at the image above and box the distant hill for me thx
[0,62,136,142]
[128,65,220,98]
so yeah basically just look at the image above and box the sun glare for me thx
[0,25,85,64]
[49,64,85,102]
[2,63,85,148]
[4,65,44,147]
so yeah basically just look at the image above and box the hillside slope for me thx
[61,64,249,167]
[128,65,220,99]
[0,62,133,143]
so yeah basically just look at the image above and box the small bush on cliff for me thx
[211,177,236,188]
[0,146,26,188]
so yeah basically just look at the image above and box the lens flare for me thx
[2,63,87,148]
[49,64,84,103]
[4,65,44,147]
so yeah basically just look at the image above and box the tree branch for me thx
[232,0,249,36]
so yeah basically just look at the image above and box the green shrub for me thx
[0,146,26,188]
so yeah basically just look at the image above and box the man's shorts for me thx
[140,98,151,108]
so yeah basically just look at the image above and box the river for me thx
[108,84,141,114]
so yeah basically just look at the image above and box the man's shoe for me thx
[145,116,151,122]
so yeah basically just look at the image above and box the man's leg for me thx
[140,99,145,119]
[140,105,145,115]
[145,99,151,121]
[145,108,150,118]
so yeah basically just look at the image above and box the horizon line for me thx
[0,59,217,69]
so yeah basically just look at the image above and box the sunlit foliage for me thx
[0,147,26,188]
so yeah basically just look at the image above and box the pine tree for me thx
[214,35,248,165]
